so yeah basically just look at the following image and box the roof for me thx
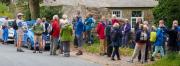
[43,0,158,8]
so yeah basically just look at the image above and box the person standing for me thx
[167,20,178,52]
[96,16,107,56]
[75,13,84,55]
[106,21,113,57]
[60,15,73,57]
[84,13,95,45]
[138,21,151,62]
[122,19,131,47]
[32,18,44,53]
[2,17,9,44]
[135,18,143,31]
[128,24,149,64]
[151,20,166,61]
[111,23,122,60]
[50,15,60,55]
[16,13,24,52]
[42,18,50,51]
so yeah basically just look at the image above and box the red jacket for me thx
[96,22,106,39]
[112,19,118,25]
[52,19,60,38]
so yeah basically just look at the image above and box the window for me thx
[112,10,122,18]
[132,11,142,17]
[131,11,144,28]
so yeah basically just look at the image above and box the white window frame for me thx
[131,11,144,29]
[112,10,122,18]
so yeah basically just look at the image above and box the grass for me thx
[146,52,180,66]
[83,36,134,56]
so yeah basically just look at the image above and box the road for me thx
[0,44,101,66]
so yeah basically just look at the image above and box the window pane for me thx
[132,11,142,17]
[112,10,121,18]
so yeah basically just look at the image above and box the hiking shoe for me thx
[111,58,115,61]
[76,51,83,55]
[150,57,155,61]
[39,51,43,53]
[33,51,36,53]
[19,49,24,52]
[117,58,121,60]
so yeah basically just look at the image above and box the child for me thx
[111,23,122,60]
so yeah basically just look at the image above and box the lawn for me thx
[146,52,180,66]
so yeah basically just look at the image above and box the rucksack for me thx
[150,31,157,42]
[138,31,148,43]
[111,28,120,42]
[44,22,50,34]
[33,23,44,35]
[13,20,18,30]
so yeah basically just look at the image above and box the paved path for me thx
[0,44,101,66]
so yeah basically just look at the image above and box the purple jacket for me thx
[122,23,131,33]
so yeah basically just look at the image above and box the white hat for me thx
[17,13,24,16]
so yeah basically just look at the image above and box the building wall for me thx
[108,7,154,22]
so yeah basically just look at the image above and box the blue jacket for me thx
[75,17,84,36]
[154,27,164,46]
[84,17,94,31]
[177,26,180,46]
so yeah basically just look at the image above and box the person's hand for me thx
[122,31,125,34]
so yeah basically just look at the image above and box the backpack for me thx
[137,31,148,43]
[33,23,44,35]
[111,28,121,42]
[150,31,157,42]
[12,21,18,30]
[44,22,49,34]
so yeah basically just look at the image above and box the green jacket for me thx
[61,25,73,41]
[32,23,44,35]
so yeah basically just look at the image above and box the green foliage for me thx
[0,3,13,18]
[0,0,10,5]
[146,52,180,66]
[40,6,63,22]
[153,0,180,28]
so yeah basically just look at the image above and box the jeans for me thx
[152,46,164,57]
[62,41,70,56]
[76,34,83,48]
[131,43,146,63]
[50,37,59,55]
[112,46,120,59]
[86,30,92,44]
[3,28,8,42]
[122,33,129,47]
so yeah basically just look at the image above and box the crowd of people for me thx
[1,11,180,64]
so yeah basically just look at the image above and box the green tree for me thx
[0,0,11,5]
[153,0,180,28]
[0,3,13,18]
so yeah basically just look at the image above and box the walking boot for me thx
[19,48,24,52]
[76,50,83,55]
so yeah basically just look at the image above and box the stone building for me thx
[43,0,158,28]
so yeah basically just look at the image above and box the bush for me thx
[40,6,63,22]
